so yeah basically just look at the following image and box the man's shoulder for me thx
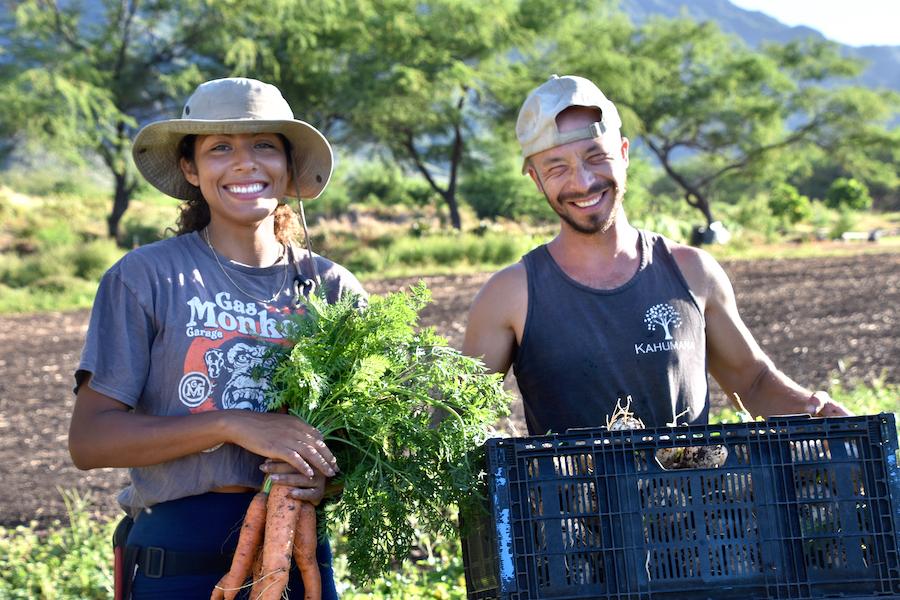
[652,233,730,301]
[482,261,527,294]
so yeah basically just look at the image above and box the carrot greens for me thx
[265,282,510,582]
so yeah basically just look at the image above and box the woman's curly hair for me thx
[174,134,301,246]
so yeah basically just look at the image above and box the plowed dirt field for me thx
[1,251,897,527]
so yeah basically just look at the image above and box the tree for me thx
[494,12,897,226]
[0,0,224,240]
[826,177,873,211]
[620,20,873,226]
[334,0,568,230]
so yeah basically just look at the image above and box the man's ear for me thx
[620,136,630,167]
[180,157,200,187]
[526,163,545,195]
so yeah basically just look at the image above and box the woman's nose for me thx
[232,144,258,171]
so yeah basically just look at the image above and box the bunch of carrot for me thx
[211,479,320,600]
[212,283,510,594]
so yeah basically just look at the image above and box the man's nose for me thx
[573,162,597,190]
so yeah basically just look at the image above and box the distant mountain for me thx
[619,0,900,93]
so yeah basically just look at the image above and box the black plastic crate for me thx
[462,414,900,599]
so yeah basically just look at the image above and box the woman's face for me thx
[180,132,291,230]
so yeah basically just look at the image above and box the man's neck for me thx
[547,217,641,289]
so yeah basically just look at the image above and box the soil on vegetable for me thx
[1,251,897,528]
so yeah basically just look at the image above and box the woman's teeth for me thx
[227,183,265,194]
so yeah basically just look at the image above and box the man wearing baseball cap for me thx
[462,75,849,433]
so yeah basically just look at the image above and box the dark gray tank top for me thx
[513,230,708,434]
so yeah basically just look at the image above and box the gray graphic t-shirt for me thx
[75,231,366,514]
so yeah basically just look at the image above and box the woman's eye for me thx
[210,143,230,152]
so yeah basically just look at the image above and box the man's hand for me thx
[808,391,853,417]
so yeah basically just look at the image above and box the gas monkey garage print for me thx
[178,292,294,412]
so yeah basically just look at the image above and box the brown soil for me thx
[1,252,897,527]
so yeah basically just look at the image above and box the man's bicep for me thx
[462,269,524,375]
[703,259,770,397]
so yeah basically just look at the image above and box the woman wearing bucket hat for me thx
[68,78,363,599]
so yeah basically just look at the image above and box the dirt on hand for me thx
[1,252,897,527]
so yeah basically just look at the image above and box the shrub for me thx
[72,240,123,280]
[825,178,873,211]
[0,248,72,287]
[347,162,436,207]
[0,490,114,599]
[768,183,812,225]
[829,208,858,240]
[34,221,79,249]
[344,247,384,275]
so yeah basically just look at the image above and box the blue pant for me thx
[126,491,338,600]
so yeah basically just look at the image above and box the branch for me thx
[446,94,466,198]
[112,0,139,80]
[402,130,447,198]
[695,116,825,189]
[41,0,88,53]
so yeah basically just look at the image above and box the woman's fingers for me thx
[229,412,339,475]
[263,461,327,505]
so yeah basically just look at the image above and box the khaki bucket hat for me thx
[132,77,333,200]
[516,74,622,173]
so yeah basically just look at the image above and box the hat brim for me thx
[132,119,333,200]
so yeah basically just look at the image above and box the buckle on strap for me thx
[143,546,165,578]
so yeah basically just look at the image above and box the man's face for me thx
[527,107,629,236]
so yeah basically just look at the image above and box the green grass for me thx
[3,379,897,598]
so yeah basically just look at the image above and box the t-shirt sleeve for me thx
[74,265,156,408]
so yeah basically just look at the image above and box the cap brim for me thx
[132,118,333,200]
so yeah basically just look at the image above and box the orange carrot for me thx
[251,484,300,600]
[292,501,321,600]
[211,491,267,600]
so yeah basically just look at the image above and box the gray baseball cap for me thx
[515,74,622,173]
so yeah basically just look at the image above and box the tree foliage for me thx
[826,177,873,211]
[484,11,898,225]
[1,1,897,235]
[0,0,220,240]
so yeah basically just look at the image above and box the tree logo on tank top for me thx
[635,303,694,355]
[644,303,682,340]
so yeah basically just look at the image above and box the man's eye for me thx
[547,166,566,177]
[210,144,230,152]
[588,155,611,164]
[256,141,276,149]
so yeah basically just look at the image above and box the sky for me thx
[729,0,900,47]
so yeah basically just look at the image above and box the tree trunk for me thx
[107,171,132,242]
[689,191,714,226]
[442,191,462,230]
[646,139,715,225]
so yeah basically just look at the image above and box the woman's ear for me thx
[179,157,200,187]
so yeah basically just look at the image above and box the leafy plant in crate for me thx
[215,282,511,598]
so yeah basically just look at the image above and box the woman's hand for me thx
[260,459,328,505]
[226,411,338,478]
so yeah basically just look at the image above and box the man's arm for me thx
[461,263,528,375]
[674,246,850,418]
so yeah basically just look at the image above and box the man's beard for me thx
[549,179,623,235]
